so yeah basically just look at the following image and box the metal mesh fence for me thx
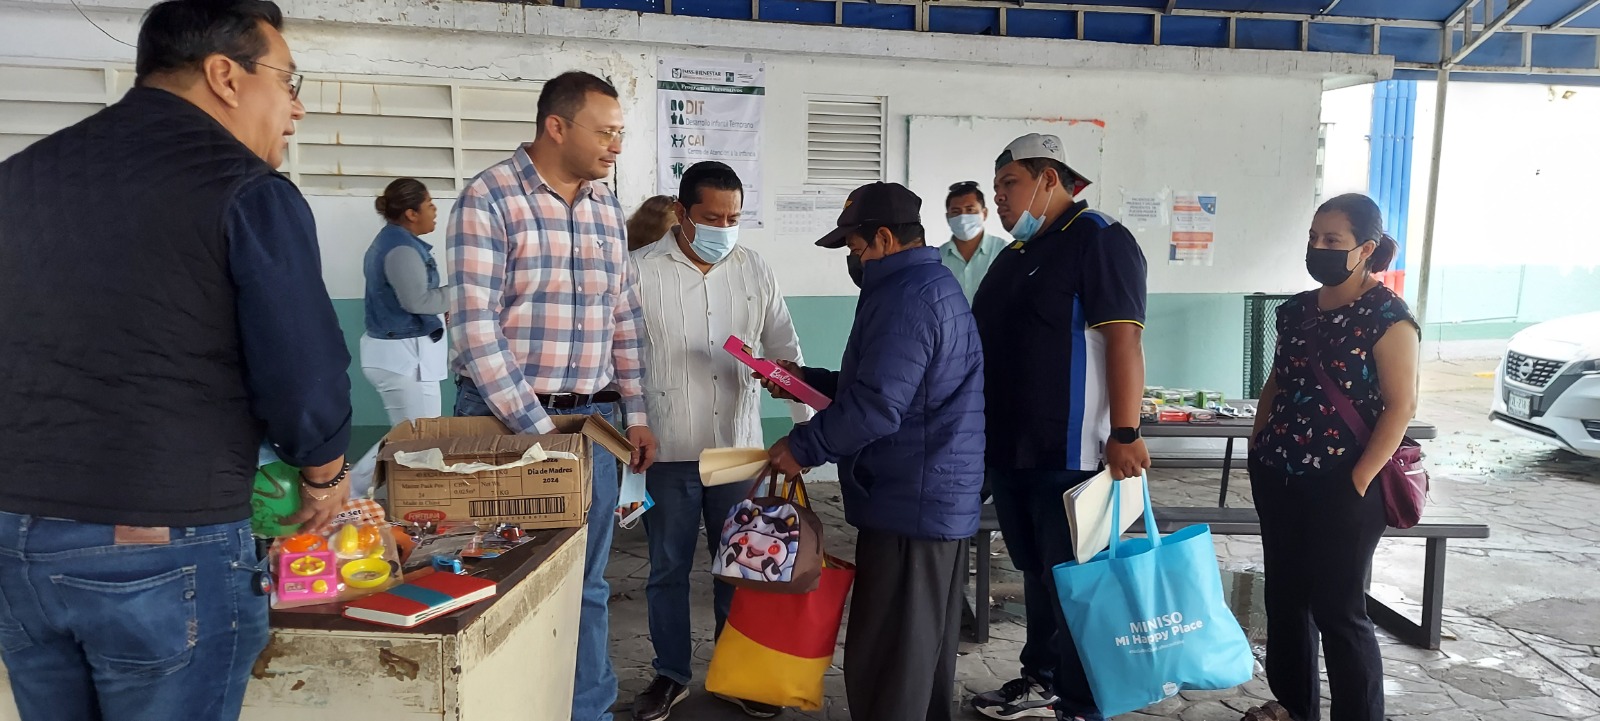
[1243,293,1294,399]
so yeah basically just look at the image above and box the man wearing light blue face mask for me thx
[940,180,1009,305]
[628,160,810,721]
[970,134,1150,721]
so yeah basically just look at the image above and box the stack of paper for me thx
[1063,471,1148,562]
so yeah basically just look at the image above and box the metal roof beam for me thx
[1446,0,1478,26]
[1550,0,1600,29]
[907,2,1600,37]
[1398,61,1600,76]
[1450,0,1531,66]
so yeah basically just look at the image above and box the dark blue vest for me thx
[0,87,274,524]
[362,223,444,340]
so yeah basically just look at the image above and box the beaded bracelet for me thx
[301,461,351,490]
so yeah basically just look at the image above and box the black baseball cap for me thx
[814,182,924,248]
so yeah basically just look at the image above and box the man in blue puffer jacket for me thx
[764,182,984,721]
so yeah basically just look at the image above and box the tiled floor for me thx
[604,360,1600,720]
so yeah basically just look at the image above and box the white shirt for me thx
[633,237,812,462]
[360,333,449,382]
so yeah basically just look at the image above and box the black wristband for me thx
[1109,426,1141,444]
[301,462,350,490]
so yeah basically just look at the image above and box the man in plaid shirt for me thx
[448,71,659,721]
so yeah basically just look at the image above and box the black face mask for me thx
[1305,247,1357,287]
[846,253,865,288]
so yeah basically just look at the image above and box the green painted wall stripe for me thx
[336,268,1600,451]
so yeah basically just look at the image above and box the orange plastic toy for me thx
[282,534,325,554]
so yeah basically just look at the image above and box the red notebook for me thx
[342,572,497,628]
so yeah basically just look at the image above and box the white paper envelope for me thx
[698,447,769,487]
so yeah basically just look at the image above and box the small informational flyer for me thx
[1123,193,1164,229]
[1169,192,1218,266]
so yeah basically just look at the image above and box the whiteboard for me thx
[907,116,1105,244]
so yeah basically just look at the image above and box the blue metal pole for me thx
[1368,79,1418,299]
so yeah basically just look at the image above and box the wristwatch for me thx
[1109,426,1141,445]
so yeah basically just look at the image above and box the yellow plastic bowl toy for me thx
[340,557,392,589]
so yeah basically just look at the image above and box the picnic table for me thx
[1144,400,1438,507]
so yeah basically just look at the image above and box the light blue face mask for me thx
[948,213,985,241]
[689,222,738,263]
[1009,180,1055,243]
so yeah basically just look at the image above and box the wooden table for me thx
[0,527,587,721]
[243,526,586,721]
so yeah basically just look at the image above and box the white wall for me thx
[1317,80,1600,277]
[757,60,1326,296]
[1319,83,1373,201]
[1,0,1377,300]
[1405,81,1600,271]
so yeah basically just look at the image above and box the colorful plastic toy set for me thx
[268,505,403,610]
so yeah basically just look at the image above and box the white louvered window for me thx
[0,63,546,197]
[0,65,122,163]
[805,95,886,185]
[288,77,543,196]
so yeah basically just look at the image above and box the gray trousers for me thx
[843,529,967,721]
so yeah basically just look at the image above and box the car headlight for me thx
[1576,359,1600,375]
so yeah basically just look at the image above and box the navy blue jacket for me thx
[788,246,985,541]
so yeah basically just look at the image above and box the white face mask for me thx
[947,214,985,241]
[688,222,738,263]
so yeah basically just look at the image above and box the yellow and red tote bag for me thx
[705,556,855,711]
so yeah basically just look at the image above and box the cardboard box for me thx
[376,414,633,530]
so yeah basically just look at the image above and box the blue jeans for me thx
[0,513,268,721]
[455,380,620,721]
[642,461,754,685]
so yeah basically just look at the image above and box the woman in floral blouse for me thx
[1242,193,1421,721]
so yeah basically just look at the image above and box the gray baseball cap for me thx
[995,133,1091,191]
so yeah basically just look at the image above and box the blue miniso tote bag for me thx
[1051,476,1254,717]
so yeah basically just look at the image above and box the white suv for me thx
[1490,311,1600,458]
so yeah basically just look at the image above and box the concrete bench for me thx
[964,504,1489,650]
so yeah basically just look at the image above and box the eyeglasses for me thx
[560,117,626,145]
[250,60,304,100]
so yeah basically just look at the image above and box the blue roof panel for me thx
[1083,11,1155,44]
[554,0,1600,83]
[1534,33,1600,68]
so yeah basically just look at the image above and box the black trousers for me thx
[1250,460,1387,721]
[843,529,966,721]
[990,468,1100,718]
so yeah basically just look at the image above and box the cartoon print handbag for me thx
[712,466,825,594]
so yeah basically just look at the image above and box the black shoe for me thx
[971,677,1058,719]
[631,677,690,721]
[713,692,782,718]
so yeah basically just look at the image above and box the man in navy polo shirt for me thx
[969,134,1150,721]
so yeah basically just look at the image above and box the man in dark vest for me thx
[0,1,351,719]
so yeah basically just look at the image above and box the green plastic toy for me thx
[250,460,303,538]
